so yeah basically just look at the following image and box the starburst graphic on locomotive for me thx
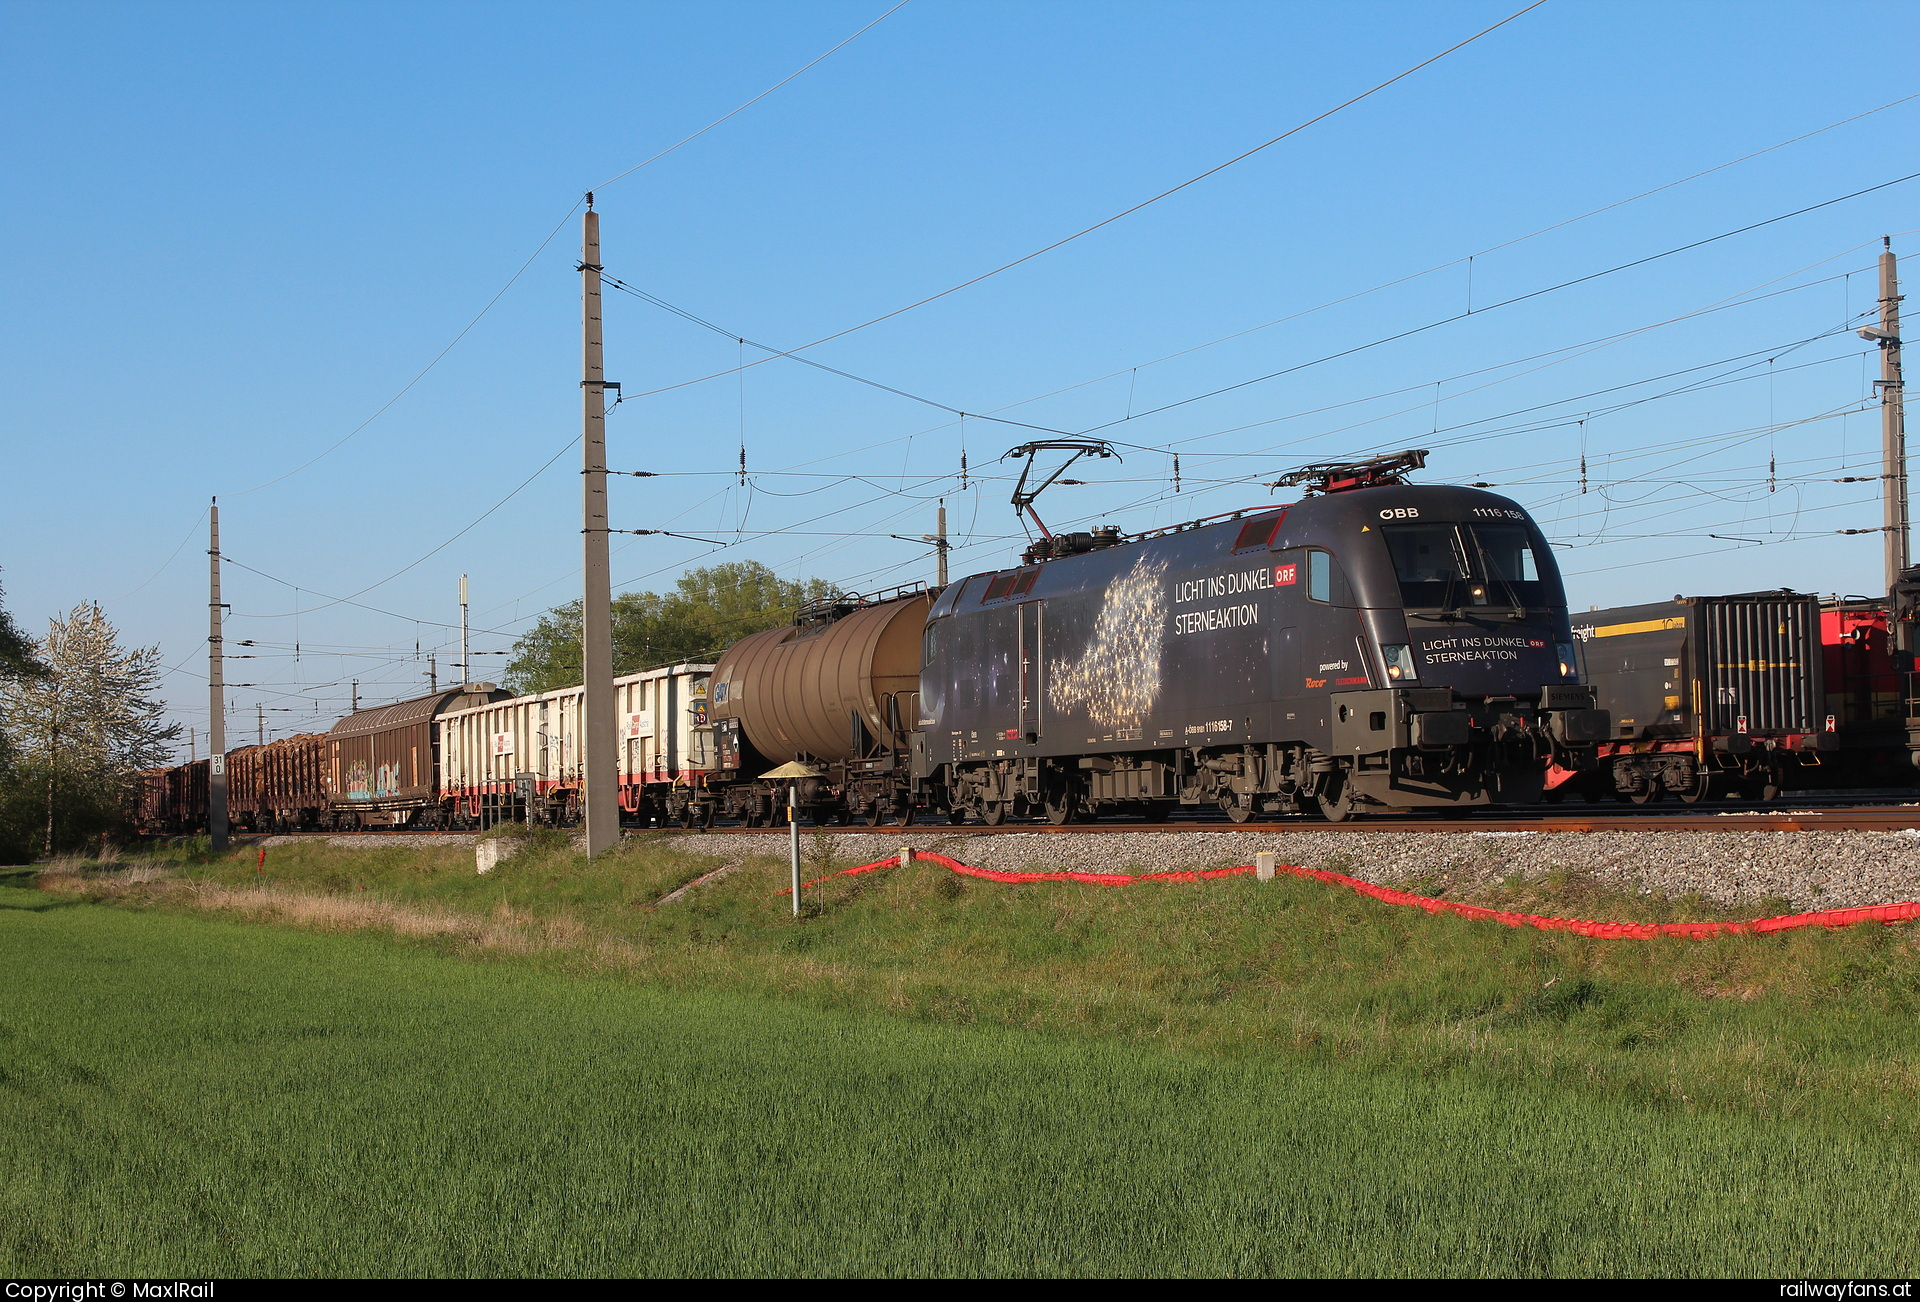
[1049,552,1170,728]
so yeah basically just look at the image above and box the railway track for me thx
[251,796,1920,837]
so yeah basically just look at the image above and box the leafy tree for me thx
[506,561,839,694]
[0,574,44,684]
[0,603,180,858]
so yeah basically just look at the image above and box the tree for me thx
[0,573,44,684]
[506,561,839,694]
[0,603,179,857]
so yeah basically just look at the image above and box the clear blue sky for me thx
[3,0,1916,749]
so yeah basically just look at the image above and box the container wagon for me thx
[436,664,715,827]
[1571,591,1833,802]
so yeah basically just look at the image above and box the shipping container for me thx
[1572,591,1831,801]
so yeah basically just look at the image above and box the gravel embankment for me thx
[664,827,1920,911]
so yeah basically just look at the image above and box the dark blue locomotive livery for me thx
[911,456,1610,822]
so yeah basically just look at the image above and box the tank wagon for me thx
[325,683,509,828]
[437,664,715,827]
[704,587,929,826]
[1570,592,1835,802]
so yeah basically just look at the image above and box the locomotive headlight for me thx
[1381,644,1418,682]
[1556,642,1577,679]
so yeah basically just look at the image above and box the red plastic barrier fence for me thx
[779,848,1920,939]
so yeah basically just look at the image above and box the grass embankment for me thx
[3,871,1919,1277]
[80,829,1920,1130]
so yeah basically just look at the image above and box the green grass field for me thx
[7,835,1920,1276]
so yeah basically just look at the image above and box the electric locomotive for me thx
[913,450,1609,821]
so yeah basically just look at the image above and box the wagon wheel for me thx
[864,799,887,827]
[1627,784,1661,805]
[1140,802,1173,823]
[897,802,917,828]
[1223,799,1256,824]
[744,811,765,828]
[1042,790,1077,826]
[1676,774,1710,804]
[946,805,969,825]
[979,801,1008,827]
[698,803,717,830]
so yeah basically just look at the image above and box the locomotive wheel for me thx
[699,803,716,830]
[979,801,1008,827]
[1317,775,1355,823]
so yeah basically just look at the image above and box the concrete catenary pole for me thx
[208,499,229,851]
[935,503,949,587]
[1878,239,1909,594]
[458,573,470,684]
[580,197,619,856]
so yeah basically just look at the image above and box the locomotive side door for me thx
[1019,601,1043,742]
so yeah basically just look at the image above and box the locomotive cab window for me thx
[923,620,943,667]
[1467,524,1551,608]
[1298,549,1353,606]
[1383,524,1470,608]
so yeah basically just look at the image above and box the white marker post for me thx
[1256,851,1276,882]
[761,761,821,918]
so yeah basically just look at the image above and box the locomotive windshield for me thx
[1383,521,1553,609]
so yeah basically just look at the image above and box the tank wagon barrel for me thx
[703,587,930,826]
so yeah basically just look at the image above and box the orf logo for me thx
[1274,564,1297,586]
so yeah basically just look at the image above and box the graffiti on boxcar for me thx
[344,758,371,800]
[375,761,403,797]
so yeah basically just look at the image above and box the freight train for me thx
[1567,587,1918,803]
[136,450,1623,832]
